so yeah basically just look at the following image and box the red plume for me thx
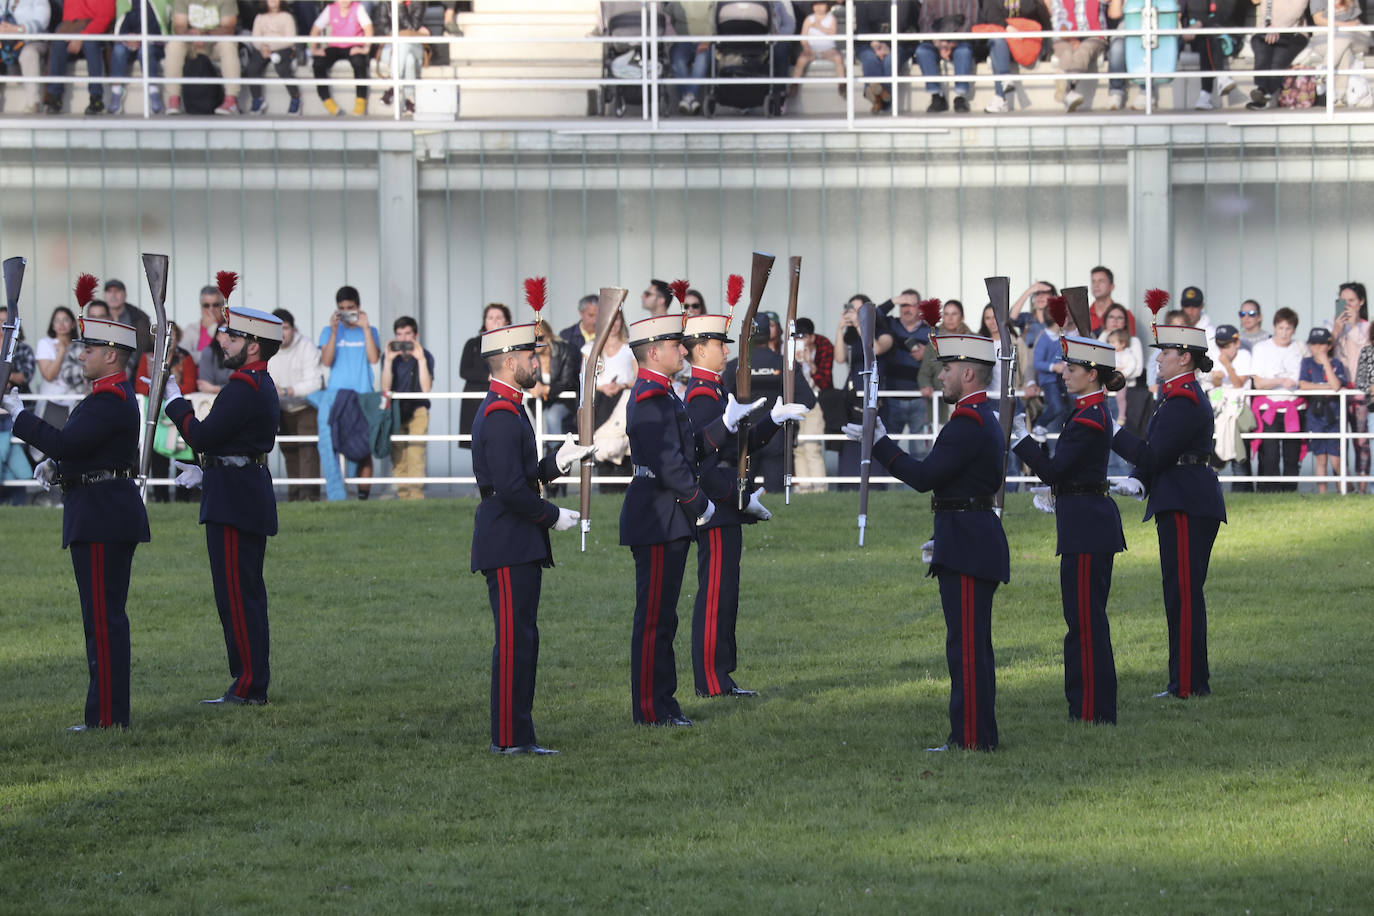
[1144,288,1170,316]
[670,279,690,305]
[74,273,98,308]
[918,298,942,328]
[523,276,547,314]
[726,274,744,308]
[216,270,238,303]
[1047,296,1069,328]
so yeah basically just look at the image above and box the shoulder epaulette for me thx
[229,370,260,390]
[951,406,984,426]
[685,386,720,402]
[635,387,668,403]
[1165,386,1199,405]
[484,399,519,417]
[93,377,128,400]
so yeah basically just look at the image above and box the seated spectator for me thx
[1182,0,1239,109]
[310,0,373,116]
[530,317,578,490]
[43,0,113,115]
[243,0,300,115]
[319,284,381,497]
[1246,0,1309,110]
[978,0,1052,113]
[1050,0,1107,112]
[375,0,435,115]
[667,0,712,114]
[0,0,51,115]
[854,0,916,113]
[1332,282,1369,489]
[458,302,511,449]
[916,0,978,112]
[1249,307,1304,491]
[164,0,240,115]
[1309,0,1369,103]
[791,2,846,98]
[108,0,166,115]
[268,307,323,501]
[380,315,434,500]
[1299,327,1349,493]
[792,316,833,492]
[33,305,78,428]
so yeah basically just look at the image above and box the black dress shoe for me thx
[85,98,104,115]
[489,743,560,756]
[657,714,693,727]
[927,95,949,113]
[201,693,268,706]
[952,95,970,113]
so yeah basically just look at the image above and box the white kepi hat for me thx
[480,322,542,357]
[931,333,997,365]
[627,314,685,347]
[1060,333,1119,368]
[78,316,138,351]
[223,306,283,342]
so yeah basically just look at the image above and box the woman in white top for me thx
[1249,307,1304,492]
[1332,282,1369,487]
[33,306,82,427]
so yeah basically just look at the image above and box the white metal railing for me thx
[5,385,1371,495]
[1,0,1370,125]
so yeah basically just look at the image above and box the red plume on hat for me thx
[1144,288,1170,316]
[725,274,744,311]
[216,271,238,303]
[523,276,547,316]
[1047,296,1069,329]
[74,273,99,309]
[918,298,942,329]
[670,279,690,305]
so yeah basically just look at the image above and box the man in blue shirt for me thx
[319,285,380,495]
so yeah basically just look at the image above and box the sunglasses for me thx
[1238,310,1259,317]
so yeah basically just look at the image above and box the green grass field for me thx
[2,492,1372,913]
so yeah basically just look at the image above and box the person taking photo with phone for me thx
[319,284,380,497]
[381,316,435,500]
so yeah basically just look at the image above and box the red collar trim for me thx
[956,391,988,408]
[241,360,268,372]
[690,366,722,383]
[489,378,524,404]
[1074,390,1107,409]
[637,368,672,386]
[1162,374,1194,396]
[92,373,128,400]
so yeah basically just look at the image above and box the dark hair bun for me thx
[1105,369,1126,392]
[1194,353,1214,374]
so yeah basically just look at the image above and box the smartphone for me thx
[338,309,359,325]
[388,341,414,352]
[1337,298,1348,319]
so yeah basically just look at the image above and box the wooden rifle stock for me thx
[578,286,627,551]
[1,257,26,397]
[985,276,1014,511]
[735,252,774,510]
[782,256,800,504]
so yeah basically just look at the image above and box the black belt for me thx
[200,454,268,469]
[1176,453,1211,467]
[479,485,494,499]
[1052,481,1109,497]
[58,469,133,493]
[931,495,994,512]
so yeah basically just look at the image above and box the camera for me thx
[388,341,414,352]
[338,309,359,325]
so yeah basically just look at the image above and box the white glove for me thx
[1,389,23,418]
[554,506,580,531]
[1030,485,1056,514]
[1109,476,1145,500]
[722,394,766,433]
[33,458,56,492]
[696,500,716,526]
[744,489,772,521]
[920,539,935,564]
[173,459,203,489]
[769,397,809,425]
[163,376,182,407]
[1011,412,1029,443]
[841,416,887,442]
[554,433,596,474]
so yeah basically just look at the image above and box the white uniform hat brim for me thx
[78,317,138,351]
[931,333,997,365]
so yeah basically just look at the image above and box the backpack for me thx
[0,11,22,68]
[182,52,225,114]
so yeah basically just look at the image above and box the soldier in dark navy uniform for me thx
[6,308,151,731]
[682,313,809,699]
[620,314,761,726]
[163,294,282,707]
[470,321,593,756]
[722,315,816,494]
[1110,300,1226,700]
[1014,333,1126,724]
[844,330,1010,751]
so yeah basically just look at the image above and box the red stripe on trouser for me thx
[639,545,663,722]
[225,528,253,697]
[1078,554,1094,719]
[1175,514,1192,698]
[704,529,722,696]
[498,567,513,747]
[92,544,112,728]
[962,575,976,749]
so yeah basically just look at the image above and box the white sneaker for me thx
[1130,94,1147,111]
[1217,75,1237,97]
[1107,89,1124,110]
[1195,90,1214,110]
[1064,89,1085,112]
[983,95,1008,113]
[678,97,692,115]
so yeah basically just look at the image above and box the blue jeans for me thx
[915,41,972,97]
[1107,36,1126,92]
[671,42,710,99]
[1038,377,1070,433]
[987,38,1010,98]
[886,394,929,458]
[48,37,106,100]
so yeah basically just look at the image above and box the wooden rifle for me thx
[985,276,1014,512]
[0,257,25,399]
[782,256,801,505]
[735,252,774,510]
[856,301,878,545]
[138,254,172,501]
[577,286,627,552]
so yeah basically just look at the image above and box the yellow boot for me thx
[352,97,367,116]
[323,98,341,116]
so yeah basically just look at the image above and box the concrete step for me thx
[448,40,603,64]
[472,0,599,14]
[457,13,600,36]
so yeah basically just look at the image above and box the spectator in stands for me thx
[458,302,511,449]
[268,308,323,501]
[531,316,578,487]
[381,315,434,500]
[33,305,78,428]
[854,0,916,113]
[375,0,435,115]
[1238,299,1270,351]
[1031,300,1069,436]
[181,284,224,353]
[165,0,241,115]
[915,0,978,112]
[0,301,33,398]
[1104,0,1132,110]
[641,279,671,318]
[1250,307,1304,491]
[1089,265,1134,334]
[320,284,381,493]
[103,279,153,367]
[683,289,707,317]
[1181,0,1239,109]
[196,325,234,394]
[883,289,929,456]
[1355,323,1374,494]
[979,0,1052,113]
[1050,0,1108,112]
[243,0,300,115]
[1246,0,1309,110]
[0,0,50,115]
[1012,279,1055,347]
[667,0,712,114]
[310,0,373,116]
[1299,326,1348,493]
[560,292,598,354]
[1332,282,1369,489]
[43,0,113,115]
[1210,325,1254,486]
[1098,302,1149,434]
[918,298,973,405]
[107,0,166,115]
[134,320,196,502]
[0,302,34,504]
[793,315,832,492]
[790,2,846,98]
[1178,285,1214,332]
[1309,0,1369,103]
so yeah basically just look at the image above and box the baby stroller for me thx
[597,1,671,117]
[705,0,784,116]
